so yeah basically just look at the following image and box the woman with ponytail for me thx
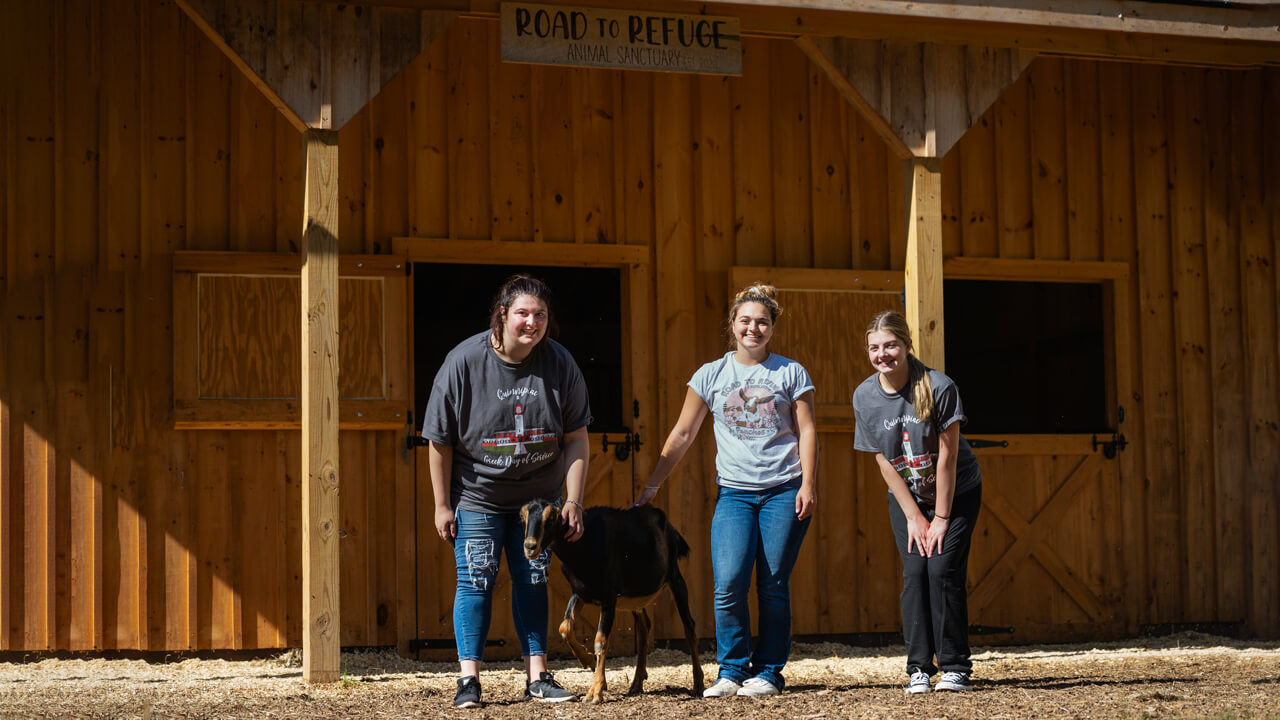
[636,283,817,698]
[852,311,982,695]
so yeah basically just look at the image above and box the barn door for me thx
[729,267,910,636]
[403,242,653,659]
[944,258,1133,643]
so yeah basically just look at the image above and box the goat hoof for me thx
[586,692,605,704]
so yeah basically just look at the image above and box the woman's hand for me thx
[795,484,817,520]
[561,501,584,542]
[924,515,950,557]
[633,485,660,508]
[905,511,931,557]
[434,505,457,542]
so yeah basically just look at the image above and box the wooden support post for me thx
[903,158,945,370]
[301,129,340,683]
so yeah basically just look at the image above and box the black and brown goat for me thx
[520,497,704,703]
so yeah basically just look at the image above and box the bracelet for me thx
[645,485,662,490]
[565,498,583,509]
[934,512,950,520]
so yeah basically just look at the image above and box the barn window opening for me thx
[413,263,626,433]
[943,279,1109,435]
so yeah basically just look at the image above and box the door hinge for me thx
[601,431,643,462]
[1092,433,1128,459]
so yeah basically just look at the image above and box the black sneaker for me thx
[524,671,576,702]
[453,675,482,708]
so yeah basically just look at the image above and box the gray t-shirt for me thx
[422,331,592,514]
[688,352,815,490]
[852,369,981,505]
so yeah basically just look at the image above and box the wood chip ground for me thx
[1,633,1277,719]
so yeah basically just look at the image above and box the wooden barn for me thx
[2,0,1278,682]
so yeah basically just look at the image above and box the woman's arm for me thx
[559,426,590,541]
[634,388,709,507]
[876,452,932,556]
[793,390,818,520]
[923,422,960,556]
[429,441,456,542]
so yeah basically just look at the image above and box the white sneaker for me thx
[935,671,973,692]
[737,677,781,697]
[905,670,932,694]
[702,678,741,697]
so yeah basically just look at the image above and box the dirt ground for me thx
[1,633,1277,719]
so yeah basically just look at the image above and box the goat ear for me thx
[543,505,557,526]
[520,504,529,523]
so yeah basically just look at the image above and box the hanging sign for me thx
[500,3,742,76]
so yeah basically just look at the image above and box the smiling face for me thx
[732,301,774,354]
[499,294,549,358]
[866,328,910,378]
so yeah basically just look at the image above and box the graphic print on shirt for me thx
[889,427,937,497]
[480,391,557,468]
[722,379,781,440]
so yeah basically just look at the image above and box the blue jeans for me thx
[711,477,810,689]
[452,507,552,661]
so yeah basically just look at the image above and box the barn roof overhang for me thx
[292,0,1280,67]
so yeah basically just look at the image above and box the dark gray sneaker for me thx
[525,671,577,702]
[453,675,482,708]
[935,671,973,692]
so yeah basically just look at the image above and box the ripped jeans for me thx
[452,507,552,661]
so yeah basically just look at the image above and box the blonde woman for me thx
[637,284,817,698]
[853,310,982,694]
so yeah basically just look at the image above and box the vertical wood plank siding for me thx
[1,5,1278,649]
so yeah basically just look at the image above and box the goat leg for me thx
[559,594,596,670]
[627,608,651,695]
[667,570,705,696]
[586,597,617,704]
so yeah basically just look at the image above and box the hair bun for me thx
[736,283,778,303]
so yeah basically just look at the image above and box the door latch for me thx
[1092,433,1128,459]
[601,432,643,462]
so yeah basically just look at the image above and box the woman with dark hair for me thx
[422,274,592,708]
[637,283,817,698]
[853,310,982,695]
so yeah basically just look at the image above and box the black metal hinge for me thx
[1092,433,1128,459]
[601,432,643,462]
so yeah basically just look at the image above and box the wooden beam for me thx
[301,129,340,683]
[173,399,406,430]
[944,257,1129,282]
[902,158,944,370]
[393,237,649,266]
[729,265,903,293]
[173,1,457,130]
[795,37,912,160]
[173,251,405,276]
[799,37,1034,159]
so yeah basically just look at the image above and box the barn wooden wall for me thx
[2,0,1278,652]
[0,0,406,651]
[940,60,1280,636]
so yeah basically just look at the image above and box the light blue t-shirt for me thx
[688,352,815,490]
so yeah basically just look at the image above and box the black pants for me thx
[888,484,981,675]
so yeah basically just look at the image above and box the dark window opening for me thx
[944,279,1109,435]
[413,263,626,433]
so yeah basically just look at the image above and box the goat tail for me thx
[668,524,691,562]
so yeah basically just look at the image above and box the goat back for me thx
[555,504,692,603]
